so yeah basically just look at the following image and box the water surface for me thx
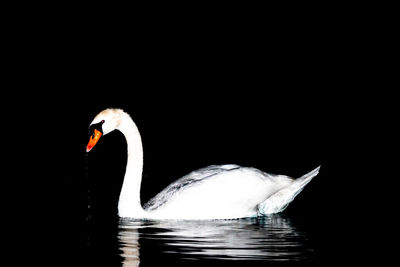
[117,215,315,266]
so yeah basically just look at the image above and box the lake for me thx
[52,212,322,267]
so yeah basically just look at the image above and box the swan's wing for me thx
[143,164,241,211]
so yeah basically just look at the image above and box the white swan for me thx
[86,108,319,220]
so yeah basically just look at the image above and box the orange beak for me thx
[86,129,102,152]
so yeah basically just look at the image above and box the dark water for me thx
[61,213,319,267]
[118,216,314,265]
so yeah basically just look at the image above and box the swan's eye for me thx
[88,121,104,138]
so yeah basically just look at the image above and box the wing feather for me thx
[143,164,241,211]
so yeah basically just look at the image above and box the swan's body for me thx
[87,108,319,220]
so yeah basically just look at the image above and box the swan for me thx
[86,108,320,220]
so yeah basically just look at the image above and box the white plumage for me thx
[87,108,319,220]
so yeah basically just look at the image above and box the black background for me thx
[9,10,388,266]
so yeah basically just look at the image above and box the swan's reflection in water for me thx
[118,215,314,265]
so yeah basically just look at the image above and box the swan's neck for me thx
[117,114,146,218]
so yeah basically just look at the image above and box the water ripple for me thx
[118,215,314,265]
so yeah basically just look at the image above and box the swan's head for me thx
[86,108,124,152]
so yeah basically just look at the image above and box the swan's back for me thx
[143,164,295,220]
[143,164,241,211]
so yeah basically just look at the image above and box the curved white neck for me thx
[116,113,145,218]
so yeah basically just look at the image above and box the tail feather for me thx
[295,165,320,188]
[258,166,320,215]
